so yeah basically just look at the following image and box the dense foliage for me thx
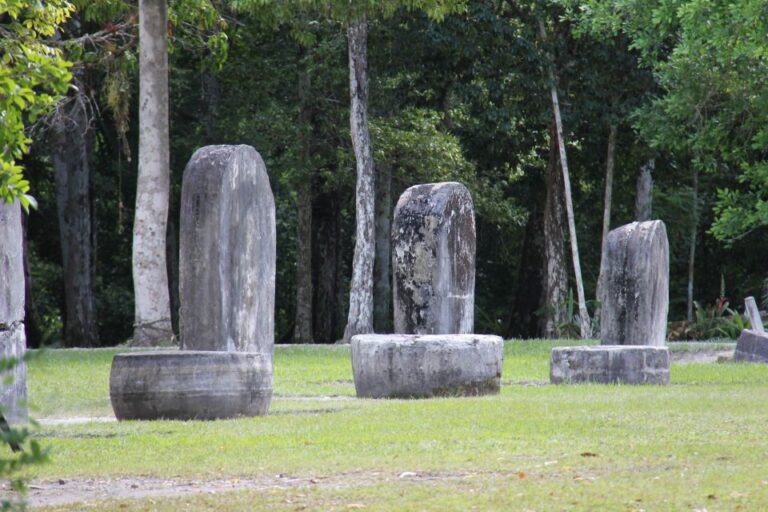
[11,0,768,345]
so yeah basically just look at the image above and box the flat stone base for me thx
[351,334,503,398]
[734,329,768,362]
[550,346,669,385]
[110,351,272,420]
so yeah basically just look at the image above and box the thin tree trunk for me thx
[687,168,699,322]
[313,192,339,343]
[538,20,591,339]
[294,52,314,343]
[342,16,375,343]
[132,0,173,346]
[635,158,654,221]
[596,120,618,317]
[540,131,569,338]
[51,91,99,347]
[373,161,392,333]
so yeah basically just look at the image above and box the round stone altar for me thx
[351,334,503,398]
[110,351,272,420]
[550,345,670,385]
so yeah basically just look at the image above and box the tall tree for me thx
[132,0,174,345]
[538,19,591,339]
[293,44,314,343]
[50,78,99,346]
[341,15,375,343]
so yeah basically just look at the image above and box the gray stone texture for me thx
[351,334,503,398]
[110,351,272,420]
[392,182,475,335]
[0,200,27,425]
[734,329,768,363]
[599,220,669,346]
[179,145,276,354]
[550,346,670,385]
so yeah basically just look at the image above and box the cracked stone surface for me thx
[351,334,502,398]
[179,145,276,355]
[0,200,26,425]
[392,182,475,335]
[550,345,670,385]
[599,220,669,346]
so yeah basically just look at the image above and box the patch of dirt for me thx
[669,349,733,364]
[15,470,479,508]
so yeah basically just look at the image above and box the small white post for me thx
[745,296,764,334]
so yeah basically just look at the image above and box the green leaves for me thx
[0,0,74,206]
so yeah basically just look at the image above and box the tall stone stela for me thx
[0,200,27,425]
[179,145,276,356]
[392,182,476,335]
[599,220,669,346]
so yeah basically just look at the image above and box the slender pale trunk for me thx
[373,161,392,333]
[540,133,569,338]
[538,20,591,339]
[132,0,173,346]
[342,16,375,343]
[51,92,99,347]
[294,53,314,342]
[686,168,699,322]
[635,158,654,221]
[596,120,618,316]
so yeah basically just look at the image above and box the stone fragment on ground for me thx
[734,329,768,363]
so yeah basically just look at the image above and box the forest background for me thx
[8,0,768,347]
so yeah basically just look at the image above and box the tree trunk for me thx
[538,20,591,339]
[51,92,99,347]
[540,131,569,338]
[313,191,340,343]
[686,167,699,322]
[596,120,618,317]
[373,161,392,333]
[294,53,314,343]
[132,0,173,346]
[635,158,654,221]
[342,16,375,343]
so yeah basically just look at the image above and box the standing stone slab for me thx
[0,200,27,425]
[392,182,475,334]
[351,334,503,398]
[734,329,768,363]
[550,346,670,385]
[599,220,669,346]
[179,145,276,354]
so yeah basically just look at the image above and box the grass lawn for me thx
[12,340,768,510]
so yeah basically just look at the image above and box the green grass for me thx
[18,340,768,510]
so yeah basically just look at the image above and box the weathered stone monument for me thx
[0,200,27,425]
[352,182,502,398]
[110,145,276,420]
[179,145,276,352]
[600,220,669,346]
[392,182,475,335]
[352,334,503,398]
[734,296,768,363]
[550,220,671,385]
